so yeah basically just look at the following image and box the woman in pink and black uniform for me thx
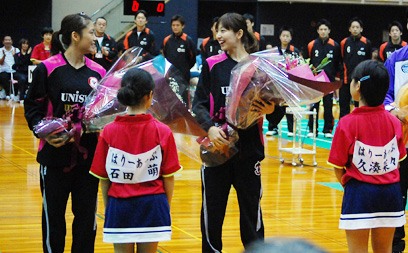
[192,13,275,252]
[24,13,106,253]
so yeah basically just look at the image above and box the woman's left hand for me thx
[251,99,275,115]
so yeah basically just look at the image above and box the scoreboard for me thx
[123,0,165,16]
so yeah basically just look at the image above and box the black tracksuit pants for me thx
[265,105,293,132]
[339,82,359,119]
[307,93,334,134]
[40,164,99,253]
[201,156,264,252]
[0,71,27,96]
[393,150,408,252]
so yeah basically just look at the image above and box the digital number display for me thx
[124,0,165,16]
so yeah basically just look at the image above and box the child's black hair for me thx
[117,68,155,106]
[41,27,54,37]
[351,60,389,107]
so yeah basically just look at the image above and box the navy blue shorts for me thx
[340,179,406,230]
[103,193,171,243]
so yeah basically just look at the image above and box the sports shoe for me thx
[9,94,15,101]
[0,89,5,99]
[324,133,334,138]
[266,128,278,136]
[307,132,314,138]
[13,94,19,102]
[287,132,294,137]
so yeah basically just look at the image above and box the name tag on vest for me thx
[352,136,399,175]
[106,145,162,184]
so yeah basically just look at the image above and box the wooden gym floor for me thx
[0,100,384,252]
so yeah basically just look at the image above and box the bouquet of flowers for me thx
[225,47,343,129]
[82,47,144,131]
[83,47,237,167]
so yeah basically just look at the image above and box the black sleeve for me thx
[117,37,125,53]
[366,40,372,60]
[304,43,310,59]
[107,38,118,61]
[192,60,214,132]
[200,43,207,62]
[334,43,342,74]
[162,40,167,57]
[12,54,20,70]
[259,35,267,51]
[143,33,159,61]
[188,38,197,68]
[24,63,48,133]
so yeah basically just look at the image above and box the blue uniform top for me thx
[384,45,408,110]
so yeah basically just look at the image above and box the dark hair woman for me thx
[192,12,274,252]
[24,13,106,253]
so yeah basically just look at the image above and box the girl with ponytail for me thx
[192,12,274,252]
[24,13,106,252]
[90,68,181,253]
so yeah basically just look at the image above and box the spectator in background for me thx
[119,10,158,62]
[0,35,26,101]
[200,17,222,62]
[379,21,407,62]
[277,26,299,56]
[266,26,298,136]
[266,43,273,50]
[339,17,372,118]
[31,27,53,65]
[305,19,341,138]
[162,14,196,96]
[86,17,118,71]
[13,38,32,102]
[243,13,267,51]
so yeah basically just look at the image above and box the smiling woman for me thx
[23,13,106,253]
[192,13,276,253]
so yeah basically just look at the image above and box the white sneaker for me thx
[324,133,334,138]
[287,132,294,137]
[266,131,274,136]
[0,89,5,99]
[307,132,314,138]
[13,94,19,102]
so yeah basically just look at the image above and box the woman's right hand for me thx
[45,135,67,148]
[208,126,230,150]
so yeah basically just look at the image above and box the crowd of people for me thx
[1,8,407,253]
[2,12,406,137]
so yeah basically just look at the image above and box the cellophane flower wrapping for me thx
[226,48,324,129]
[83,47,236,167]
[34,117,74,142]
[83,47,144,131]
